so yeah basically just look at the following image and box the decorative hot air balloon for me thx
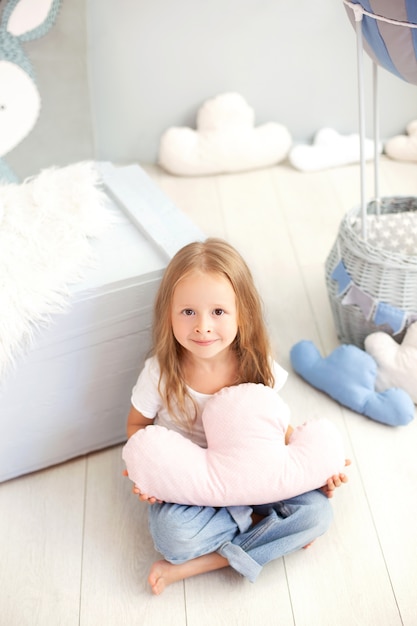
[324,2,417,349]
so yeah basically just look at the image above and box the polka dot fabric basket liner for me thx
[325,196,417,349]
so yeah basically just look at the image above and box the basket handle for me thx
[353,8,382,239]
[353,9,368,239]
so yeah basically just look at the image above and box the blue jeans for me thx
[148,490,332,583]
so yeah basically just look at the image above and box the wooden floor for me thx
[1,157,417,625]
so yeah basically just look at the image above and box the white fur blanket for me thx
[0,162,112,381]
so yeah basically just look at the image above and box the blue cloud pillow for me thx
[290,341,414,426]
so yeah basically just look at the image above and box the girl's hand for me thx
[322,459,351,498]
[122,469,163,504]
[285,424,294,445]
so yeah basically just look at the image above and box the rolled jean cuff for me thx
[218,542,262,583]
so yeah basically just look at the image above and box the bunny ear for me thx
[3,0,61,40]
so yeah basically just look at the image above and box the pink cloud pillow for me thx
[122,383,346,506]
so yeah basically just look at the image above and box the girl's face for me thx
[171,271,238,360]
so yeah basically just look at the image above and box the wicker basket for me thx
[325,196,417,348]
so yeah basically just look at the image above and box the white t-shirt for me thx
[131,356,288,448]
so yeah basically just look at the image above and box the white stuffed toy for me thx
[158,92,292,176]
[365,322,417,404]
[385,120,417,162]
[289,128,381,172]
[123,382,346,507]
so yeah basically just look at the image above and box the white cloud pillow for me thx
[289,128,381,172]
[123,383,346,507]
[158,93,292,176]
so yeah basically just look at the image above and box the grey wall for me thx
[87,0,417,164]
[5,0,417,178]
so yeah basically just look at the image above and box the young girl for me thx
[126,238,348,595]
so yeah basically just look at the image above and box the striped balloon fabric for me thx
[344,0,417,85]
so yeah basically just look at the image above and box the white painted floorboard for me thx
[1,158,416,625]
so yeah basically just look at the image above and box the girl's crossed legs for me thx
[147,490,332,595]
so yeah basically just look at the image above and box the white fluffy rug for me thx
[0,161,112,381]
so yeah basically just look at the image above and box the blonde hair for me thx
[152,238,275,427]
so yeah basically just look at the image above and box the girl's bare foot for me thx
[148,553,229,595]
[148,560,180,595]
